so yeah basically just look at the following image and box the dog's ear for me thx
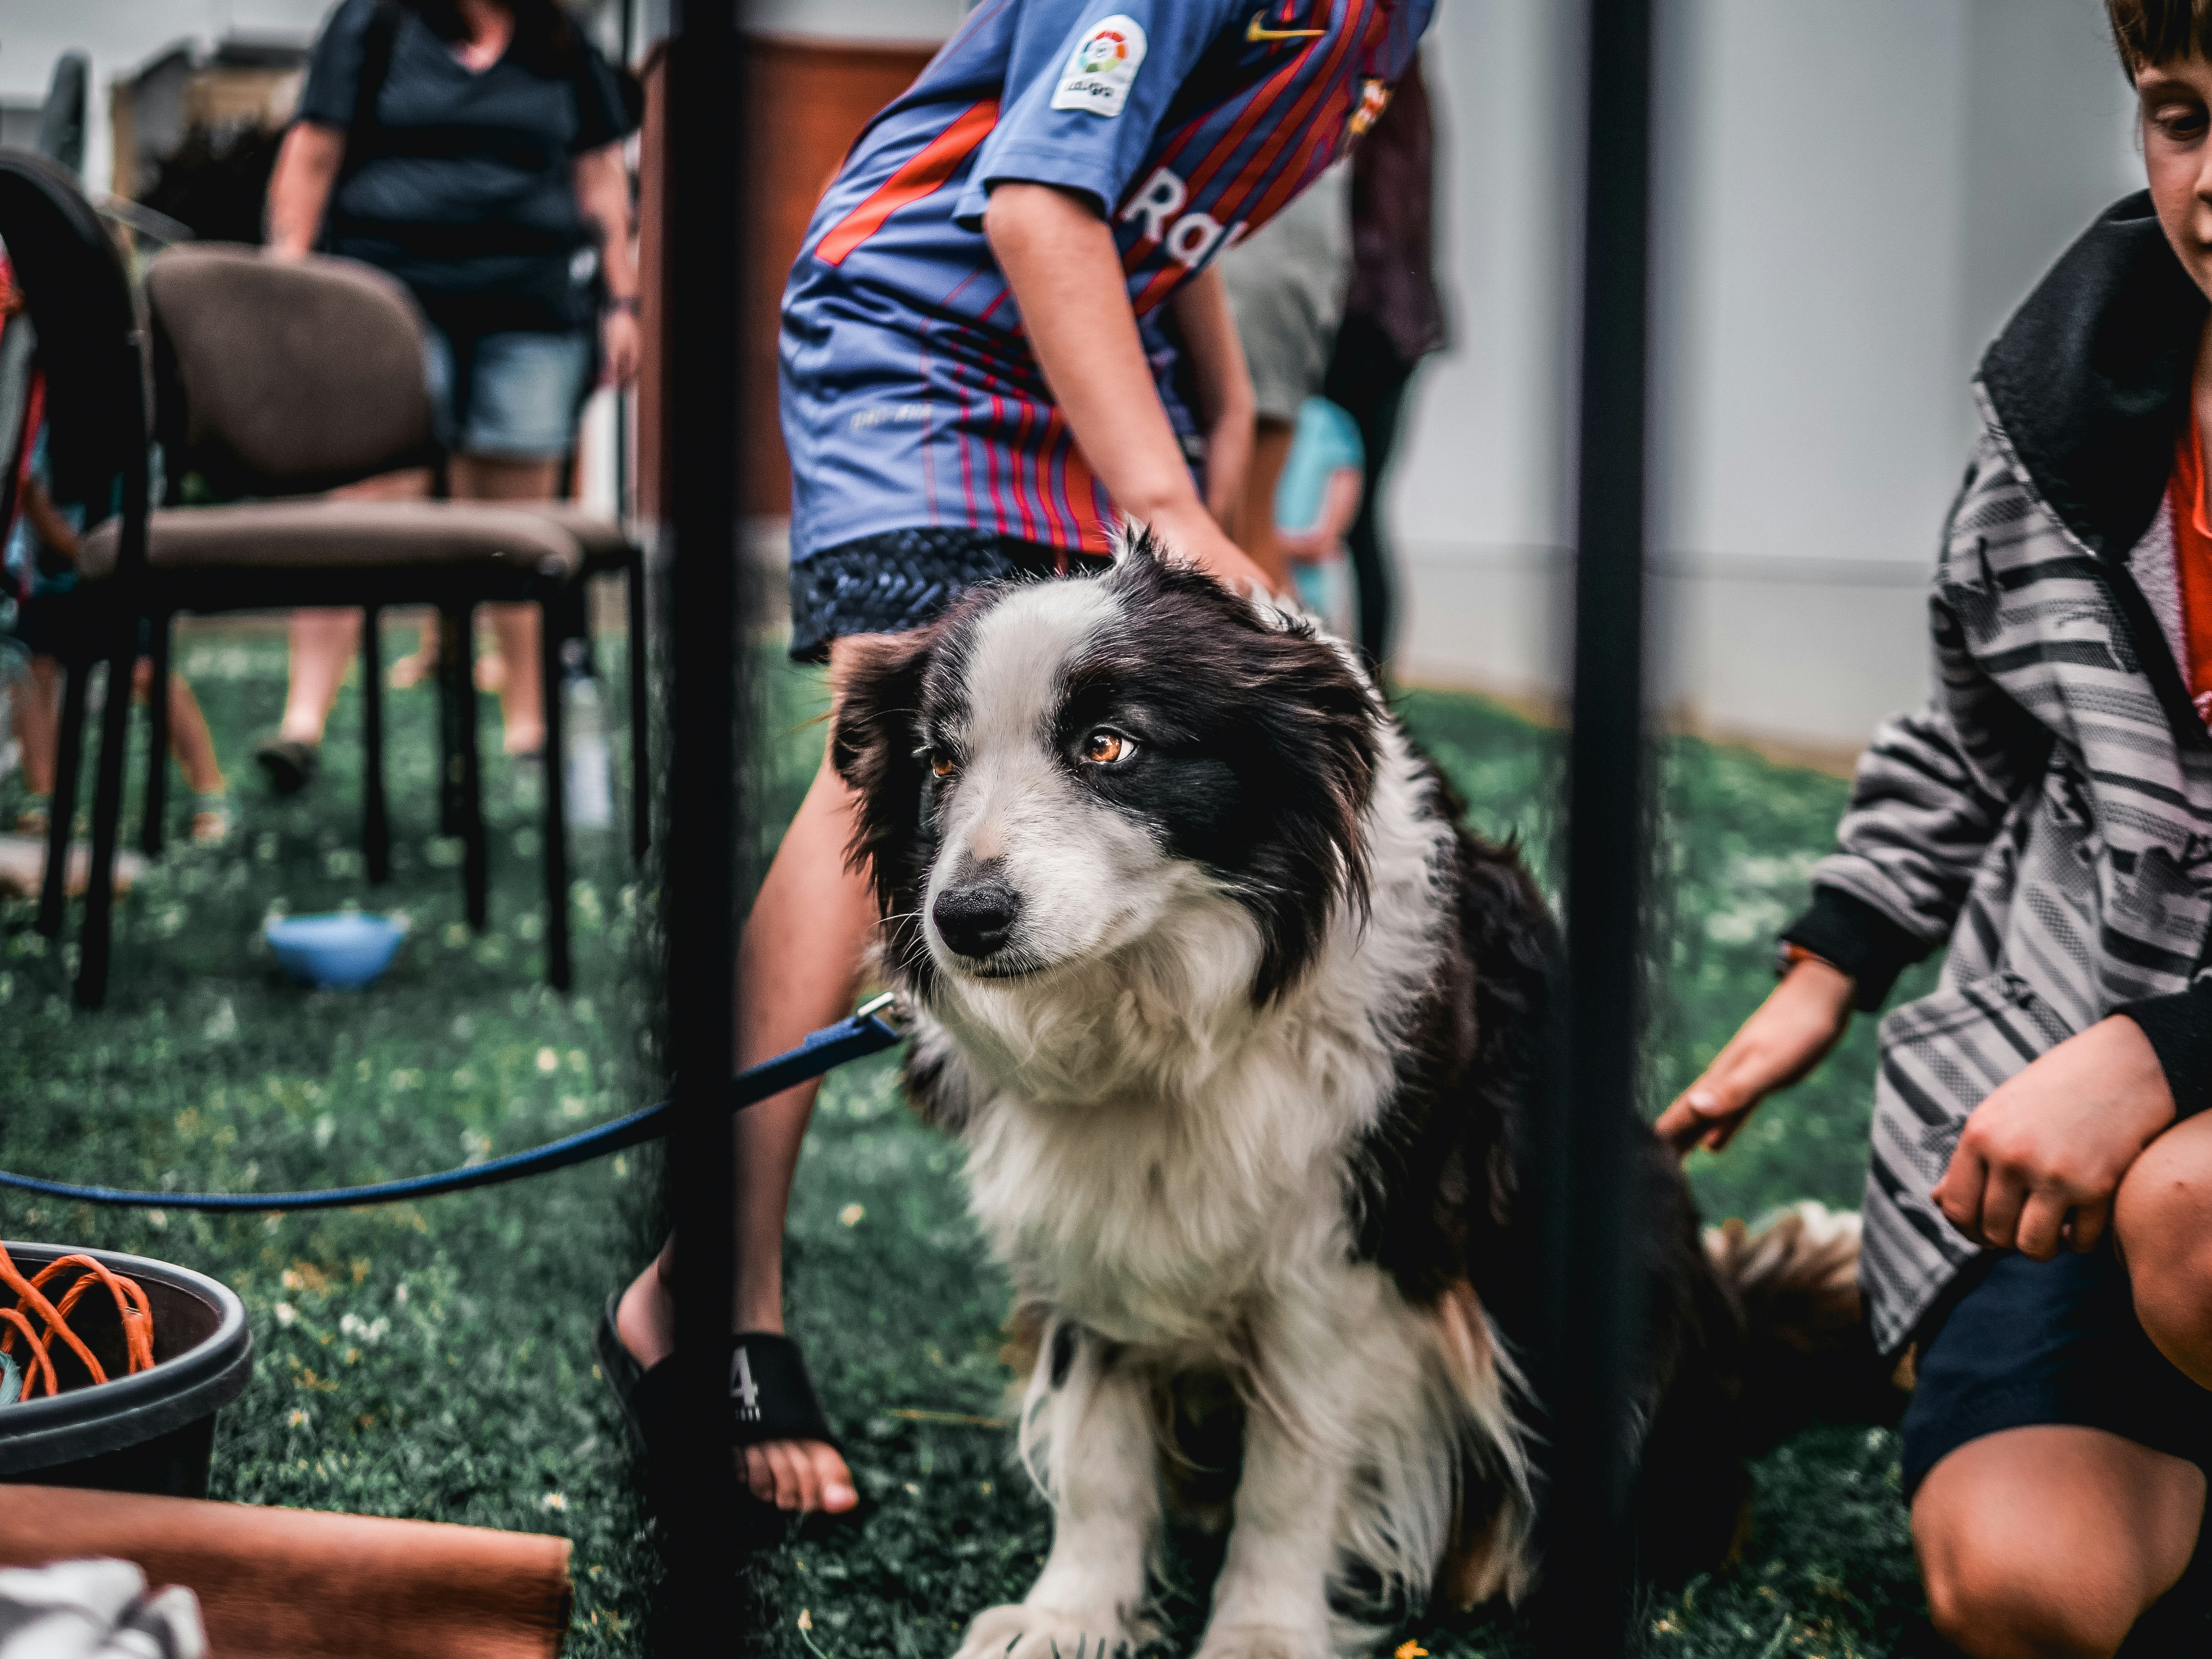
[1104,539,1382,999]
[1229,620,1380,1000]
[829,626,939,920]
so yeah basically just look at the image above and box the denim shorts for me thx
[422,325,594,461]
[1899,1245,2212,1497]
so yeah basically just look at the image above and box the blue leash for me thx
[0,995,905,1214]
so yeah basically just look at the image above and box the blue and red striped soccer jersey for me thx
[779,0,1433,563]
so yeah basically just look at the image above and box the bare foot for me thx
[388,649,437,690]
[474,653,508,694]
[613,1263,857,1514]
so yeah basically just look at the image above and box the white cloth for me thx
[0,1561,205,1659]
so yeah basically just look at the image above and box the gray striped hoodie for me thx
[1782,192,2212,1355]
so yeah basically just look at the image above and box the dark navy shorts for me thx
[1900,1245,2212,1497]
[788,528,1111,663]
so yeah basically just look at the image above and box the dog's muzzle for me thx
[932,879,1022,960]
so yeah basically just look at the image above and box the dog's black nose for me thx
[932,881,1022,958]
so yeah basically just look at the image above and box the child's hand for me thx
[1655,957,1855,1154]
[1145,501,1280,598]
[1932,1015,2174,1260]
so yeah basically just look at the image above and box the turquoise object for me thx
[0,1349,20,1407]
[263,913,408,990]
[1273,396,1364,534]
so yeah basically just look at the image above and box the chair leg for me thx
[437,607,465,838]
[140,613,171,858]
[361,605,390,884]
[540,597,571,992]
[77,636,136,1010]
[37,660,88,938]
[454,604,488,932]
[626,547,650,860]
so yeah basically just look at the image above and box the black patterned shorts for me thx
[789,527,1110,662]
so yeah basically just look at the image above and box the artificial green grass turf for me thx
[2,624,662,1654]
[2,627,1932,1656]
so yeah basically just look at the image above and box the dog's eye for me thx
[1081,731,1128,765]
[929,751,957,779]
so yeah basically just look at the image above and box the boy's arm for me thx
[1658,695,2027,1154]
[1165,268,1256,536]
[1659,514,2044,1153]
[1782,689,2036,1011]
[984,182,1272,594]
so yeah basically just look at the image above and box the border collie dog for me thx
[832,533,1876,1659]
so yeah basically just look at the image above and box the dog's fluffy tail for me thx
[1704,1201,1909,1453]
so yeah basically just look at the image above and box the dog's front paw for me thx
[1192,1623,1331,1659]
[950,1602,1140,1659]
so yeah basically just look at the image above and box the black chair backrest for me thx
[0,148,148,576]
[145,243,436,501]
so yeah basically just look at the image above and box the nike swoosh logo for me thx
[1247,11,1326,42]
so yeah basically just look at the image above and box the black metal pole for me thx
[1536,0,1655,1651]
[659,0,747,1644]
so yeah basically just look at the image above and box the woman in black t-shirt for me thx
[258,0,640,779]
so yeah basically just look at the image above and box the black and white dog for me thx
[832,533,1883,1659]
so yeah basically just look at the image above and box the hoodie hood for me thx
[1979,190,2207,562]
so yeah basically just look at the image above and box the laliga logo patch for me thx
[1052,15,1149,118]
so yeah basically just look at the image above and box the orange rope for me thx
[0,1244,156,1401]
[36,1257,155,1374]
[0,1307,58,1400]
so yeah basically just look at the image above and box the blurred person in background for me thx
[1217,157,1352,590]
[1321,54,1441,676]
[1,254,230,846]
[255,0,641,793]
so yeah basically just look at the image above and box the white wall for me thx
[1392,0,2140,755]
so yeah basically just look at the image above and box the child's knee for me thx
[1917,1511,2136,1659]
[2117,1117,2212,1379]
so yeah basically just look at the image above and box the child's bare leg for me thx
[129,662,228,841]
[125,661,224,797]
[388,607,441,689]
[15,656,61,799]
[1914,1425,2203,1659]
[278,610,361,746]
[168,679,226,805]
[2117,1111,2212,1387]
[274,471,434,750]
[448,455,560,755]
[484,604,543,755]
[615,657,878,1514]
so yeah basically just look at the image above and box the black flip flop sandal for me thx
[595,1295,856,1532]
[253,737,319,797]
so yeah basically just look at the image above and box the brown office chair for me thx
[49,242,647,1000]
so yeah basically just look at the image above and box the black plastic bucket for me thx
[0,1241,253,1498]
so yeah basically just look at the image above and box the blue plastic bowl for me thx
[263,912,407,990]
